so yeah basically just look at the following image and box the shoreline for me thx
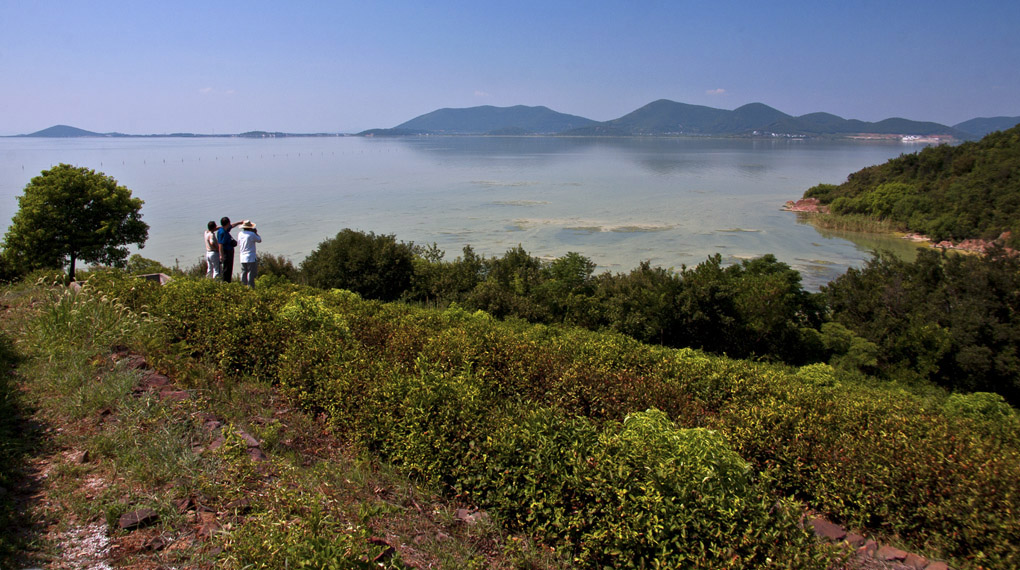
[783,198,1013,255]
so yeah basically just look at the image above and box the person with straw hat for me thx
[237,220,262,288]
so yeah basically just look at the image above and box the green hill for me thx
[803,124,1020,246]
[562,99,966,137]
[20,125,108,137]
[954,116,1020,137]
[565,99,741,135]
[391,104,597,135]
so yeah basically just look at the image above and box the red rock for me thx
[876,545,908,561]
[454,508,490,525]
[924,563,949,570]
[143,535,168,551]
[844,533,865,547]
[904,553,928,568]
[142,373,171,388]
[783,197,829,213]
[68,450,89,464]
[159,389,190,401]
[119,508,159,531]
[808,517,846,541]
[857,540,878,557]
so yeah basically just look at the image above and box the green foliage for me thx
[146,278,291,382]
[825,248,1020,404]
[944,392,1020,440]
[408,248,825,365]
[124,254,171,275]
[255,252,301,283]
[1,164,148,282]
[460,407,829,569]
[300,229,415,301]
[219,476,406,569]
[31,277,153,359]
[464,245,549,321]
[86,269,1020,569]
[945,391,1017,423]
[818,322,879,372]
[803,125,1020,245]
[719,378,1020,568]
[795,363,838,387]
[407,245,483,306]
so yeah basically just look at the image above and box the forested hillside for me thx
[804,124,1020,246]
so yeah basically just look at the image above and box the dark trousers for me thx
[221,252,234,282]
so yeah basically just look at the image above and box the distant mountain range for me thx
[13,103,1020,140]
[13,125,339,139]
[573,99,969,139]
[365,101,1019,140]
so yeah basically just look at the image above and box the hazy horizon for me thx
[2,1,1018,136]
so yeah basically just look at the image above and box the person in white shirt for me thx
[204,221,220,279]
[237,220,262,288]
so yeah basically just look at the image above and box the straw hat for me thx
[240,220,256,230]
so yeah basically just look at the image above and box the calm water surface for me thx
[0,136,929,288]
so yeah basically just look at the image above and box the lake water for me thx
[0,136,930,289]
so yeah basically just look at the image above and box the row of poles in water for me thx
[17,147,403,170]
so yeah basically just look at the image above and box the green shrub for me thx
[720,379,1020,568]
[944,391,1020,441]
[462,408,831,569]
[300,229,415,301]
[124,253,171,275]
[360,358,508,484]
[255,252,300,283]
[795,363,838,387]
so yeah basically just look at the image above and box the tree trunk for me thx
[68,254,76,283]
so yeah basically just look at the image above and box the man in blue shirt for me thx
[217,216,244,282]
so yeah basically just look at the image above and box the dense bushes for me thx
[825,248,1020,405]
[407,247,827,364]
[459,408,826,569]
[87,270,1020,569]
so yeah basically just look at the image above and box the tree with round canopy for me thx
[2,164,148,282]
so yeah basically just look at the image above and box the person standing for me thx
[237,220,262,288]
[217,217,243,282]
[204,221,220,279]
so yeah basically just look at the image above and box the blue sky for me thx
[1,0,1017,135]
